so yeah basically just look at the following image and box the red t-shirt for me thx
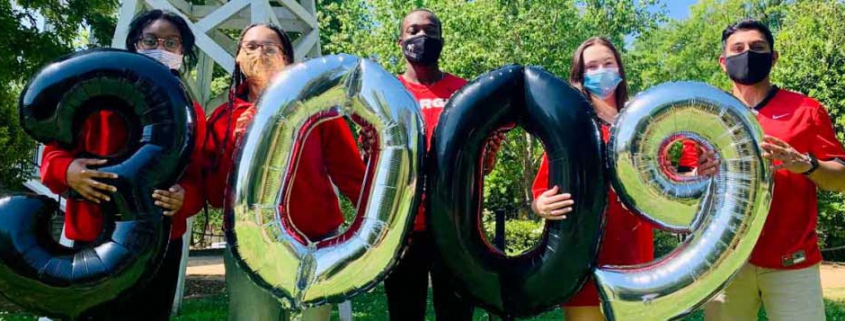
[677,140,700,170]
[748,88,845,269]
[398,73,467,231]
[203,94,366,240]
[40,102,207,241]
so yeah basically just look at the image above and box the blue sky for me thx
[661,0,698,21]
[625,0,697,47]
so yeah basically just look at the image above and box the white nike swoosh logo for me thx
[772,113,791,120]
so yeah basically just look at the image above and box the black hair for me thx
[125,9,197,71]
[722,19,775,51]
[398,8,442,39]
[205,23,295,172]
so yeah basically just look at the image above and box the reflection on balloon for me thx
[225,54,424,311]
[0,49,194,319]
[428,65,606,317]
[600,81,773,320]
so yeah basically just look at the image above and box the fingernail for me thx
[105,197,110,202]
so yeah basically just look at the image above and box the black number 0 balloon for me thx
[0,49,195,319]
[428,65,606,317]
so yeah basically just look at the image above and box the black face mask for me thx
[401,35,443,66]
[725,50,773,85]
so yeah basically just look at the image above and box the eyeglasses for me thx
[241,42,284,55]
[137,35,182,50]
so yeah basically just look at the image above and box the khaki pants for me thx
[705,263,825,321]
[224,250,332,321]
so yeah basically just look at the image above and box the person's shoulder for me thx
[208,99,252,122]
[776,88,823,111]
[191,101,207,118]
[443,73,468,86]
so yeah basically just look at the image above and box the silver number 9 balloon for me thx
[225,54,424,310]
[600,82,773,320]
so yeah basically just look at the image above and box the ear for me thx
[772,50,779,67]
[718,55,727,73]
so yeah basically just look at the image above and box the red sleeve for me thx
[810,104,845,161]
[40,143,78,195]
[677,140,700,168]
[532,154,550,200]
[174,102,208,219]
[202,105,232,208]
[322,118,366,206]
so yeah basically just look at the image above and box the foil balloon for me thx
[225,54,424,310]
[428,65,606,317]
[1,49,195,319]
[599,81,773,320]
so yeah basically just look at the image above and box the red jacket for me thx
[40,102,207,241]
[203,95,366,240]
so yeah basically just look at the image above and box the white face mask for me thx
[139,49,183,71]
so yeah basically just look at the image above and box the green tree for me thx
[625,0,787,93]
[0,0,117,189]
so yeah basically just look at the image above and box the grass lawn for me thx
[174,286,845,321]
[3,286,844,320]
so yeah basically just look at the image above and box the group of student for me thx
[38,6,845,321]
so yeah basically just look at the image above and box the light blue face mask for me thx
[583,68,622,99]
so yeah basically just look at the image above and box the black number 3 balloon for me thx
[0,49,195,319]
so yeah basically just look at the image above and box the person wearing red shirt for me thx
[203,24,365,321]
[380,8,504,321]
[532,37,708,321]
[704,20,845,321]
[39,10,206,320]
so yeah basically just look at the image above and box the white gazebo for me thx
[111,0,322,111]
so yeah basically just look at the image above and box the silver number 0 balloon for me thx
[225,54,424,310]
[600,82,774,320]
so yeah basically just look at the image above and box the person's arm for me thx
[807,160,845,192]
[530,154,574,220]
[157,103,209,218]
[42,143,117,203]
[323,118,367,206]
[761,107,845,192]
[40,143,77,194]
[530,154,550,213]
[202,107,232,208]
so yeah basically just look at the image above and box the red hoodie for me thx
[203,93,366,240]
[40,102,207,241]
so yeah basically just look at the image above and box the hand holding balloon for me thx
[482,132,506,175]
[66,158,118,204]
[761,135,812,173]
[358,124,378,160]
[234,105,257,137]
[152,184,185,216]
[531,186,574,220]
[696,146,720,177]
